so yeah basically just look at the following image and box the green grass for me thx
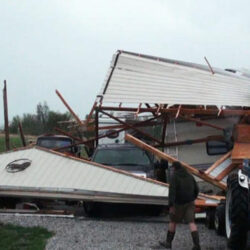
[0,223,54,250]
[0,136,23,153]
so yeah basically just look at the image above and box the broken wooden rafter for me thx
[125,134,227,190]
[55,89,83,126]
[18,122,26,147]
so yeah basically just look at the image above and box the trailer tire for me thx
[214,203,225,235]
[205,208,215,229]
[226,173,248,250]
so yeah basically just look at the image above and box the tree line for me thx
[9,102,71,135]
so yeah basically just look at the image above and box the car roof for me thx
[37,134,72,140]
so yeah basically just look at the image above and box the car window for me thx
[37,139,72,150]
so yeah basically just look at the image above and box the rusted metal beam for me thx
[157,135,225,148]
[86,101,97,125]
[99,121,161,130]
[100,106,250,116]
[179,115,224,131]
[135,103,142,117]
[55,89,83,126]
[145,103,157,117]
[125,133,226,190]
[54,115,163,151]
[100,110,162,144]
[95,108,99,147]
[204,56,215,75]
[161,116,168,146]
[3,80,10,151]
[18,121,26,147]
[55,127,85,143]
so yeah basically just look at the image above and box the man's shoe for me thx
[191,231,201,250]
[159,240,172,249]
[159,231,175,249]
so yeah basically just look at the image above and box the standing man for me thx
[160,161,200,250]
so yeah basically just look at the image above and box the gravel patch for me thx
[0,214,229,250]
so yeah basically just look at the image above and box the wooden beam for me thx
[205,151,232,175]
[234,124,250,143]
[231,142,250,161]
[18,121,26,147]
[55,89,83,126]
[125,134,226,190]
[3,80,10,151]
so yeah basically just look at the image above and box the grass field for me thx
[0,223,53,250]
[0,136,23,153]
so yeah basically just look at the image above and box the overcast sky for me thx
[0,0,250,121]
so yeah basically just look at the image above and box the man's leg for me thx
[189,222,200,250]
[168,221,176,232]
[159,223,176,249]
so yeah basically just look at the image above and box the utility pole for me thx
[3,80,10,151]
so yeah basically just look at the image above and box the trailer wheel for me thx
[226,173,248,249]
[214,203,225,235]
[205,208,215,229]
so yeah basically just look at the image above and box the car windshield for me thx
[37,138,72,151]
[93,148,151,169]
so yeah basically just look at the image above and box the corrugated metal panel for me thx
[100,51,250,107]
[0,147,168,199]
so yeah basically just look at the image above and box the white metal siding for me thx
[101,52,250,107]
[0,148,168,197]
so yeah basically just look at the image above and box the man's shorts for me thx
[169,201,195,223]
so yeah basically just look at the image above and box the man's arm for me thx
[193,177,199,199]
[169,175,176,207]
